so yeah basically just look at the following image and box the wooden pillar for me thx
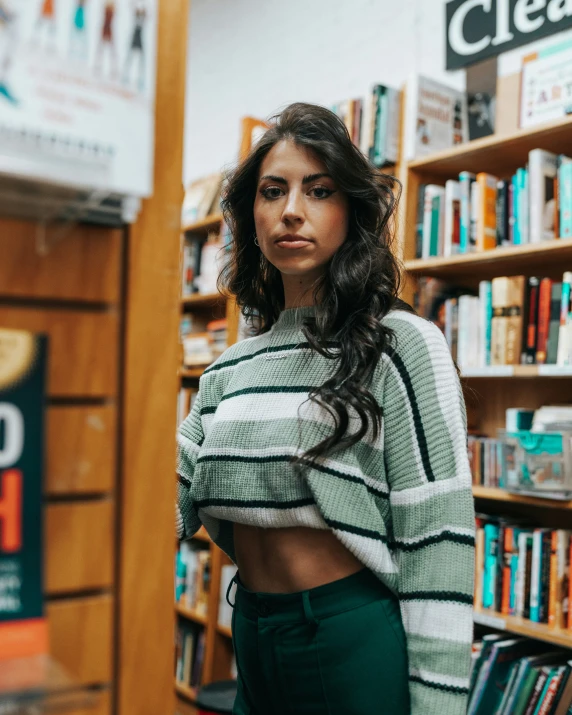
[117,0,188,712]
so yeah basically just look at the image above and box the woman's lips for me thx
[275,236,313,249]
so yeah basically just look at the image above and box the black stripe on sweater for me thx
[219,385,315,402]
[391,531,475,552]
[324,517,388,542]
[400,590,474,606]
[195,496,315,510]
[196,452,388,498]
[203,342,313,375]
[409,675,469,696]
[388,351,436,482]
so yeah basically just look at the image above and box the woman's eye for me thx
[310,186,334,199]
[261,187,283,200]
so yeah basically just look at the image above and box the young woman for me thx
[177,103,475,715]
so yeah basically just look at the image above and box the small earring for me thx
[254,235,260,247]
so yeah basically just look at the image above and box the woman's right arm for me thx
[176,390,205,540]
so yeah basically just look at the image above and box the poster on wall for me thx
[0,0,158,197]
[0,329,47,660]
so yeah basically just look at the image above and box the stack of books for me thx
[415,150,572,259]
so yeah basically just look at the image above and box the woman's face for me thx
[253,140,349,284]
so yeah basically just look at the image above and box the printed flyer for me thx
[0,329,47,660]
[0,0,157,196]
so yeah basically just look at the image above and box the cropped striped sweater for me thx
[176,306,475,715]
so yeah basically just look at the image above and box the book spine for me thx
[530,529,543,623]
[515,532,528,617]
[479,281,492,367]
[368,86,382,166]
[430,194,441,257]
[529,149,557,243]
[501,527,513,615]
[459,172,476,253]
[444,180,460,257]
[484,524,499,609]
[548,530,559,627]
[538,669,565,715]
[522,277,540,364]
[547,283,563,364]
[524,535,533,619]
[536,278,553,364]
[540,530,552,623]
[384,88,400,164]
[415,184,426,259]
[557,272,572,367]
[495,522,506,611]
[476,173,498,251]
[496,180,508,246]
[559,161,572,238]
[475,526,485,609]
[507,276,525,365]
[512,174,521,245]
[509,179,516,245]
[470,180,479,252]
[554,175,559,238]
[519,167,530,245]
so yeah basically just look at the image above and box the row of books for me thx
[175,541,211,617]
[475,514,571,630]
[469,435,503,489]
[181,319,228,368]
[181,173,222,227]
[415,149,572,259]
[182,233,226,297]
[175,621,206,691]
[415,274,572,368]
[469,633,572,715]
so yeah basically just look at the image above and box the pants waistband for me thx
[228,568,396,626]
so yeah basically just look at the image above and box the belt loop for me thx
[302,590,319,631]
[226,572,238,609]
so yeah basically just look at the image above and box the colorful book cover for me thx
[478,281,492,368]
[536,278,554,365]
[483,522,500,609]
[521,38,572,129]
[0,329,48,659]
[517,167,530,245]
[557,272,572,367]
[559,159,572,239]
[476,173,498,251]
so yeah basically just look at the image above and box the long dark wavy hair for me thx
[219,102,412,466]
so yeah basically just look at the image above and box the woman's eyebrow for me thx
[258,172,332,185]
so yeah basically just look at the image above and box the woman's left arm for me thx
[382,314,475,715]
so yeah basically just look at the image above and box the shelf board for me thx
[182,214,223,234]
[404,238,572,280]
[460,365,572,378]
[473,608,572,649]
[217,623,232,639]
[408,115,572,178]
[175,602,208,625]
[472,485,572,509]
[193,527,211,543]
[179,367,208,379]
[181,292,226,309]
[175,682,197,702]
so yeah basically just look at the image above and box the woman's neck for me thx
[281,273,321,309]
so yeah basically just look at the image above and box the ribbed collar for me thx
[272,305,316,332]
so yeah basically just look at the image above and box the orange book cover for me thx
[476,173,498,251]
[501,527,513,615]
[548,530,559,627]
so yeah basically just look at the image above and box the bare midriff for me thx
[233,523,365,594]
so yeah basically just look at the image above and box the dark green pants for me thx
[229,568,410,714]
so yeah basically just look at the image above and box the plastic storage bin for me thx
[500,429,572,499]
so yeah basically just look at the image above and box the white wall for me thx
[183,0,464,184]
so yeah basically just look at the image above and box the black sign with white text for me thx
[446,0,572,70]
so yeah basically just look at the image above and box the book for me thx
[530,529,547,623]
[476,173,498,251]
[470,180,480,252]
[522,277,540,365]
[443,179,461,257]
[422,185,445,258]
[483,522,500,609]
[517,167,530,245]
[415,184,427,258]
[496,179,510,247]
[491,276,526,366]
[479,281,492,368]
[560,159,572,238]
[510,652,564,715]
[557,272,572,366]
[554,664,572,715]
[547,283,563,365]
[536,278,553,365]
[468,633,509,714]
[181,174,222,226]
[459,172,476,253]
[528,149,558,243]
[367,86,400,167]
[520,38,572,129]
[404,74,468,161]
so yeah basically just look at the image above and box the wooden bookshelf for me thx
[401,117,572,655]
[175,603,209,626]
[473,609,572,650]
[473,486,572,510]
[217,624,233,640]
[182,214,223,234]
[175,118,268,706]
[181,292,226,309]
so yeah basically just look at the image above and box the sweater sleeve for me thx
[382,314,475,715]
[176,390,205,541]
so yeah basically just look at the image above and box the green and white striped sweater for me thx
[177,306,475,715]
